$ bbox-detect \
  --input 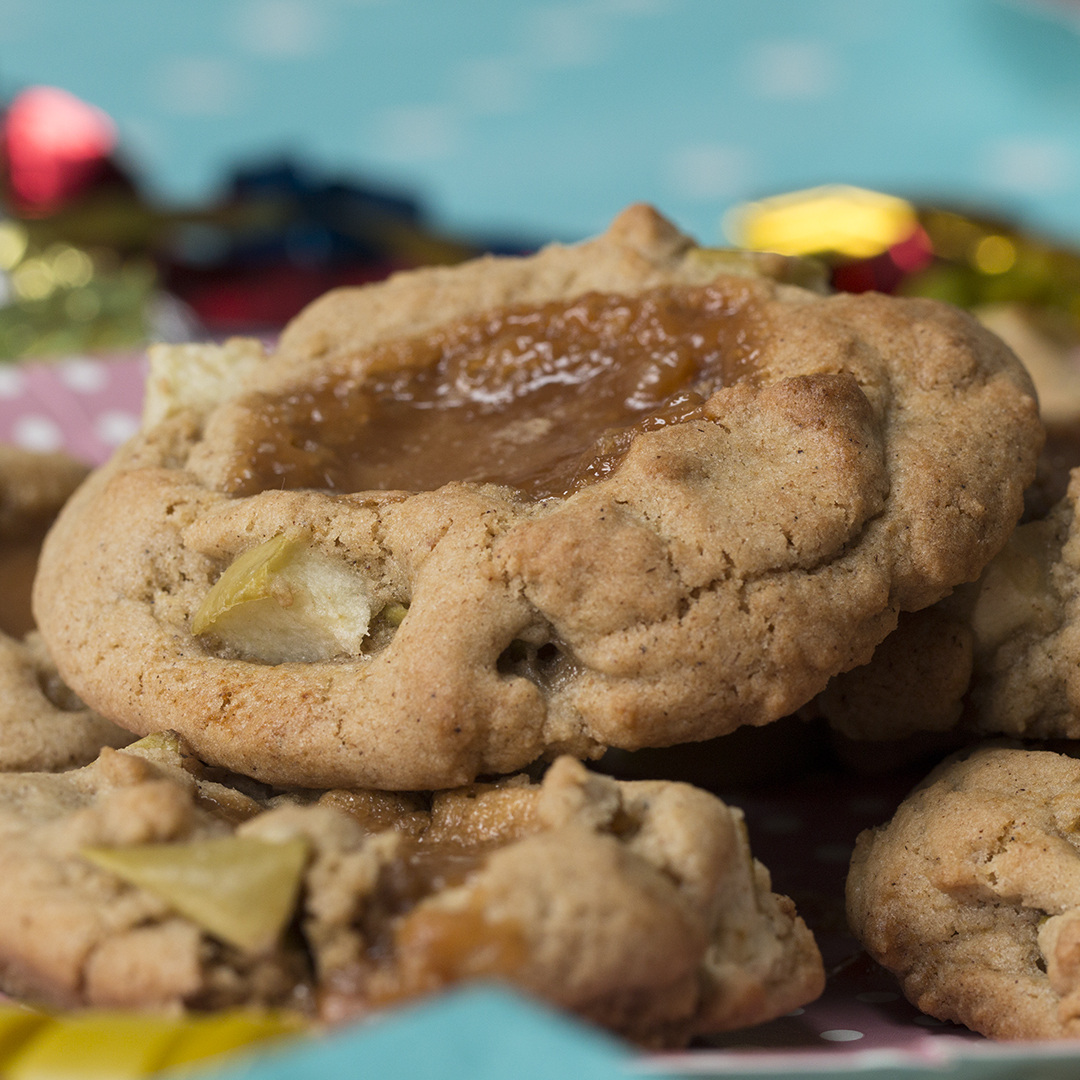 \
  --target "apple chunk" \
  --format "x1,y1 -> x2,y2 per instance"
192,533 -> 372,664
82,835 -> 310,954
